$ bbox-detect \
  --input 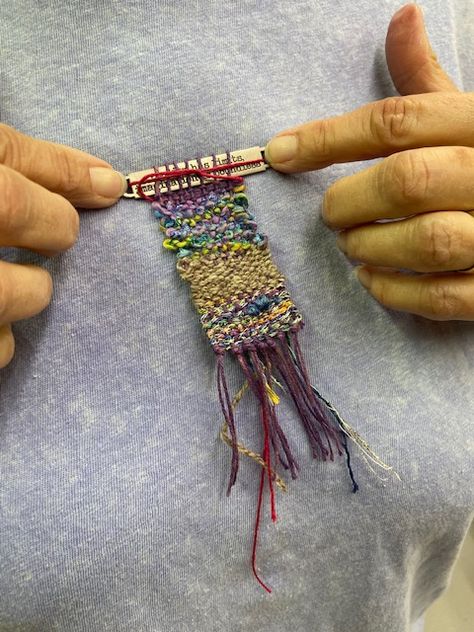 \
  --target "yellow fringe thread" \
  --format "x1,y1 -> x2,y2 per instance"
219,381 -> 287,493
